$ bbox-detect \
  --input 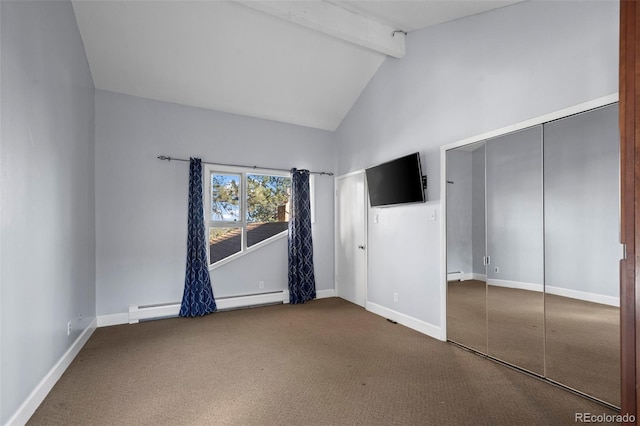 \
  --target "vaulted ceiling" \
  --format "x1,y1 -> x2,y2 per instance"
72,1 -> 521,131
